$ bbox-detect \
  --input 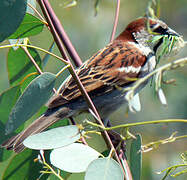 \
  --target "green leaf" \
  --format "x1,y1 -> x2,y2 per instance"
5,72 -> 56,134
130,134 -> 142,180
0,0 -> 27,42
0,85 -> 21,125
0,85 -> 21,144
85,158 -> 124,180
8,13 -> 44,39
50,143 -> 100,173
7,46 -> 42,87
42,42 -> 55,67
151,35 -> 163,43
2,149 -> 44,180
47,171 -> 70,180
94,0 -> 100,16
23,125 -> 81,150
